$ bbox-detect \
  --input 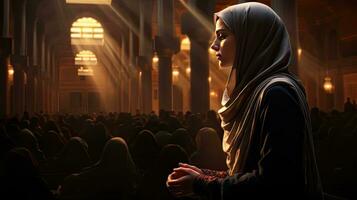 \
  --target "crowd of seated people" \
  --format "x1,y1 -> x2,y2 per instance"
0,107 -> 355,200
0,110 -> 226,200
